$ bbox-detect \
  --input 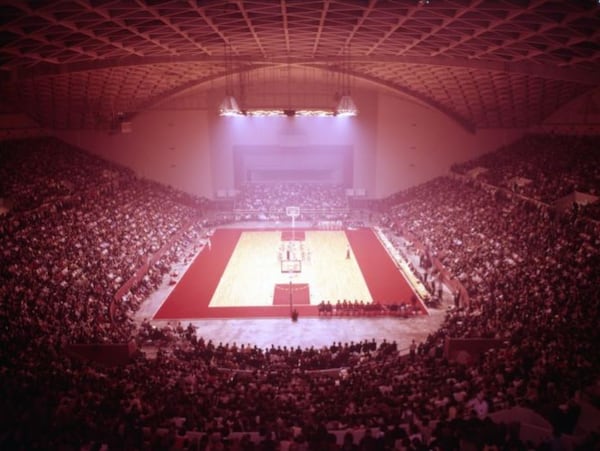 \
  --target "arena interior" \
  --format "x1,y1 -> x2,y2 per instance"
1,1 -> 600,449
